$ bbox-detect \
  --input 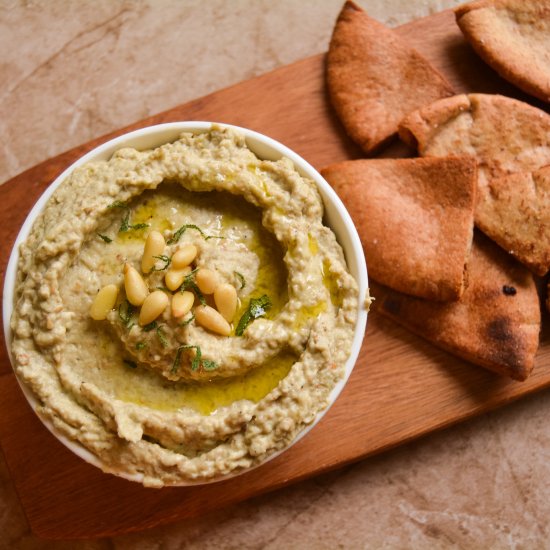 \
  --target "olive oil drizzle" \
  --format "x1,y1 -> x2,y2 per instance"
118,351 -> 297,415
100,184 -> 295,415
